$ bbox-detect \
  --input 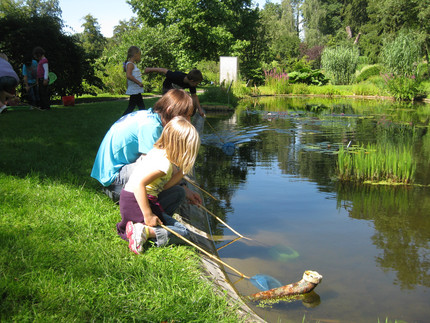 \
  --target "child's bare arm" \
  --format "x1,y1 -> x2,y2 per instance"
134,170 -> 165,226
144,67 -> 168,75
